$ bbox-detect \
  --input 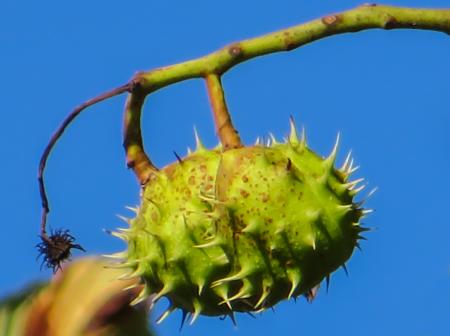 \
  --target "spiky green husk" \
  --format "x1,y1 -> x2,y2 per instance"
112,122 -> 368,323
